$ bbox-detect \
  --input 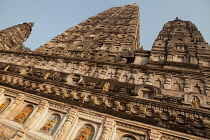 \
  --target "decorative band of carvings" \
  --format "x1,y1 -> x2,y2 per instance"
0,51 -> 208,78
0,72 -> 210,138
0,61 -> 190,105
